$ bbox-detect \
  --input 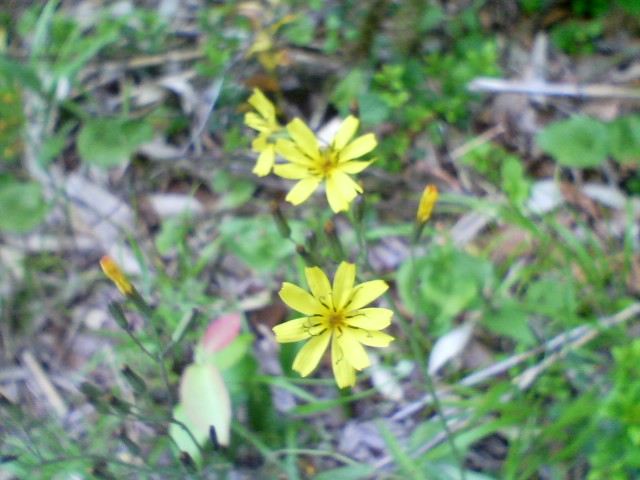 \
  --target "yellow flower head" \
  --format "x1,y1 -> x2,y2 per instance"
273,262 -> 394,388
417,184 -> 438,223
244,88 -> 281,176
100,256 -> 134,296
273,116 -> 377,213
